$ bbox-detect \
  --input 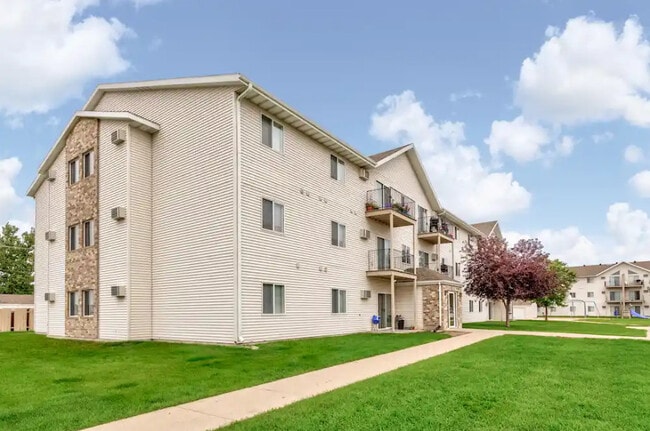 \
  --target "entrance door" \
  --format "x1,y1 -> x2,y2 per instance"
378,293 -> 392,329
377,237 -> 391,270
448,292 -> 457,328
